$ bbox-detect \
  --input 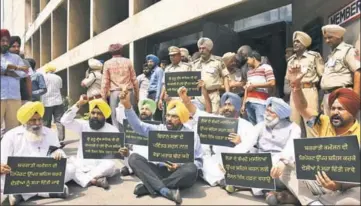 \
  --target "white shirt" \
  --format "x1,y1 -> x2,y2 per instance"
81,70 -> 102,98
41,73 -> 63,107
136,74 -> 150,101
